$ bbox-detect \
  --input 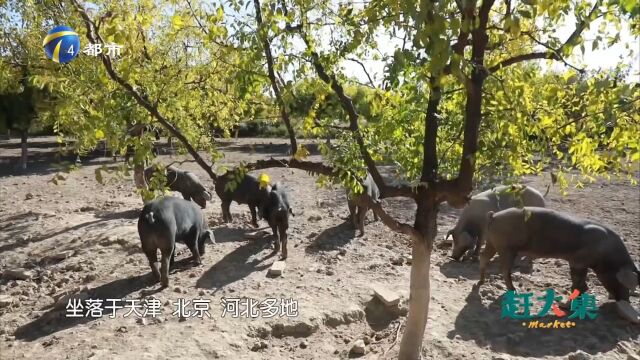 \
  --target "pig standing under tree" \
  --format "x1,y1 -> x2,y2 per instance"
144,164 -> 212,208
478,206 -> 640,323
346,172 -> 380,237
215,172 -> 271,227
447,184 -> 546,261
138,196 -> 214,288
260,183 -> 294,259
